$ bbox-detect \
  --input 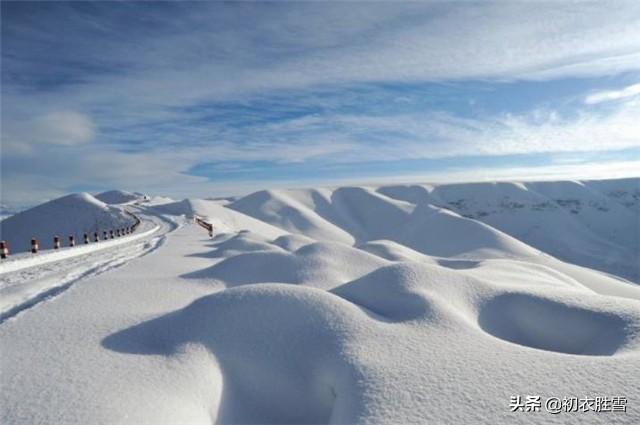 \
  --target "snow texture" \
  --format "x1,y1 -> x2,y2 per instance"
1,178 -> 640,424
